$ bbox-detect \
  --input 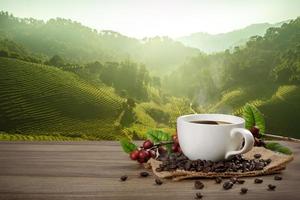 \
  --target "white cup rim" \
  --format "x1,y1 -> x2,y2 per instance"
177,113 -> 245,127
